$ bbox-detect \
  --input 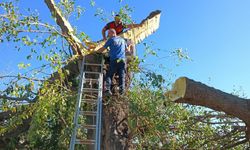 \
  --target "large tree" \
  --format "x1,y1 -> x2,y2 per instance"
0,0 -> 161,149
0,0 -> 249,149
